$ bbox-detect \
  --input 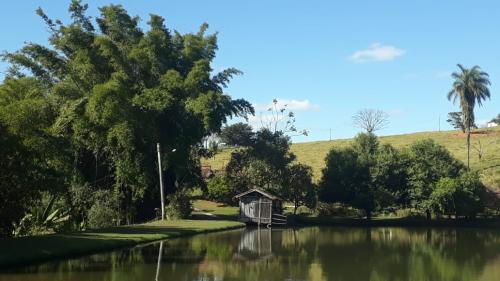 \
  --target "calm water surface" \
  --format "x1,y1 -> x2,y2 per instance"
1,227 -> 500,281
